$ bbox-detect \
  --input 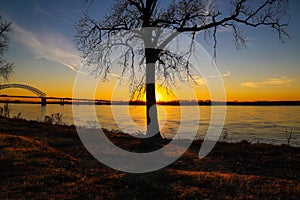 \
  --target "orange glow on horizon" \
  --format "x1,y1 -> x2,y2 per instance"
132,85 -> 178,102
1,80 -> 299,102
